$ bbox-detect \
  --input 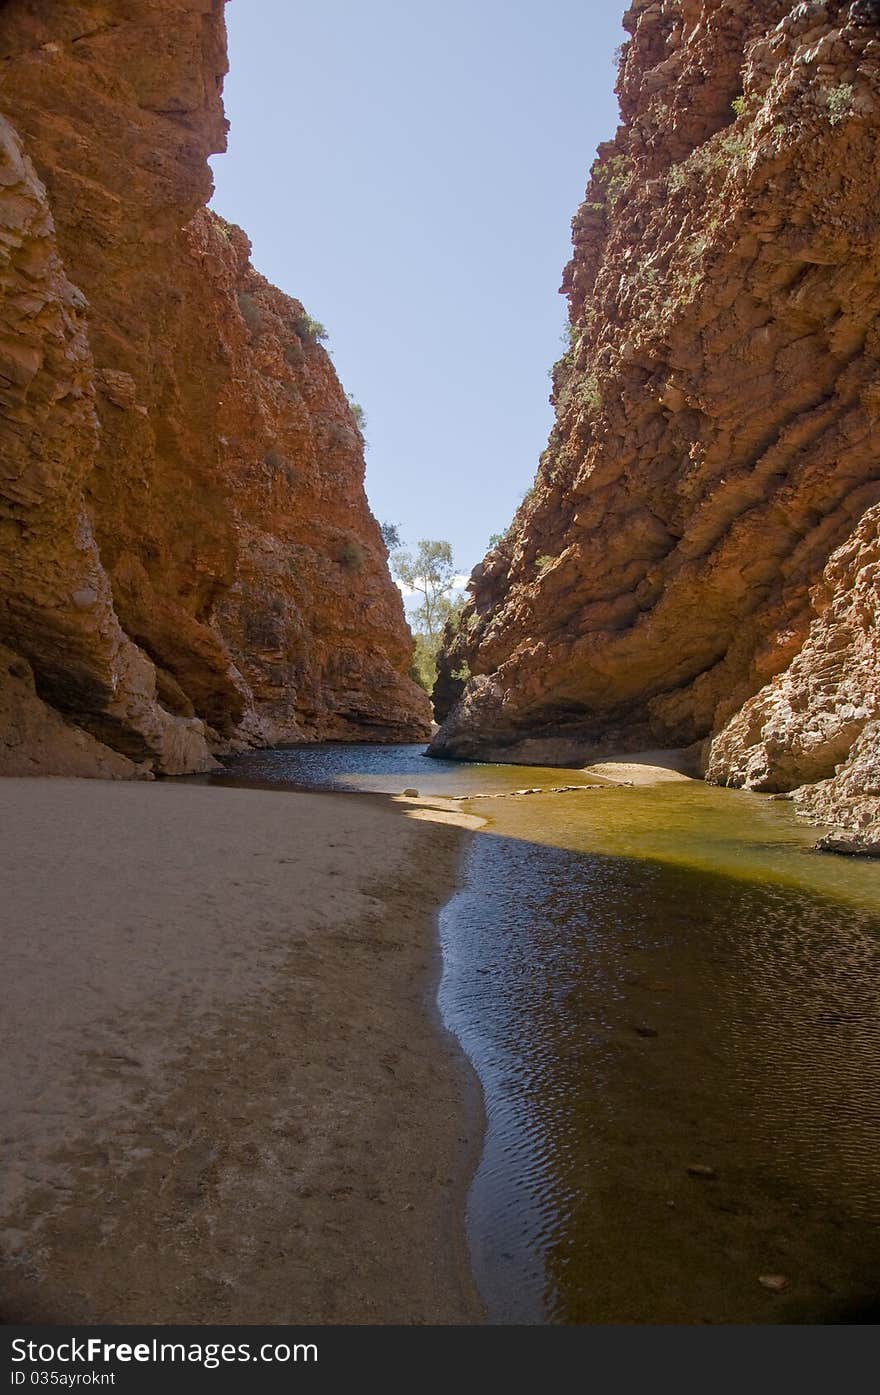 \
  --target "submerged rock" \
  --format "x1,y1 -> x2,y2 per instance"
686,1164 -> 718,1181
